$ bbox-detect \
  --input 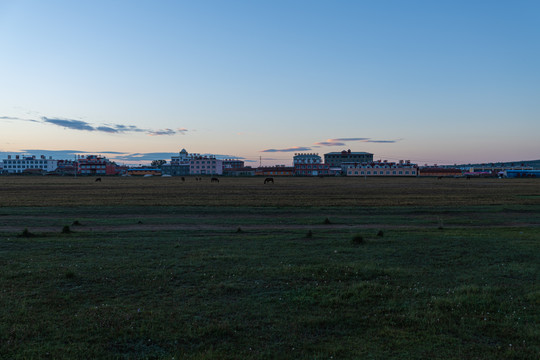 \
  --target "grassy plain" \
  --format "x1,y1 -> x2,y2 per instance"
0,176 -> 539,359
